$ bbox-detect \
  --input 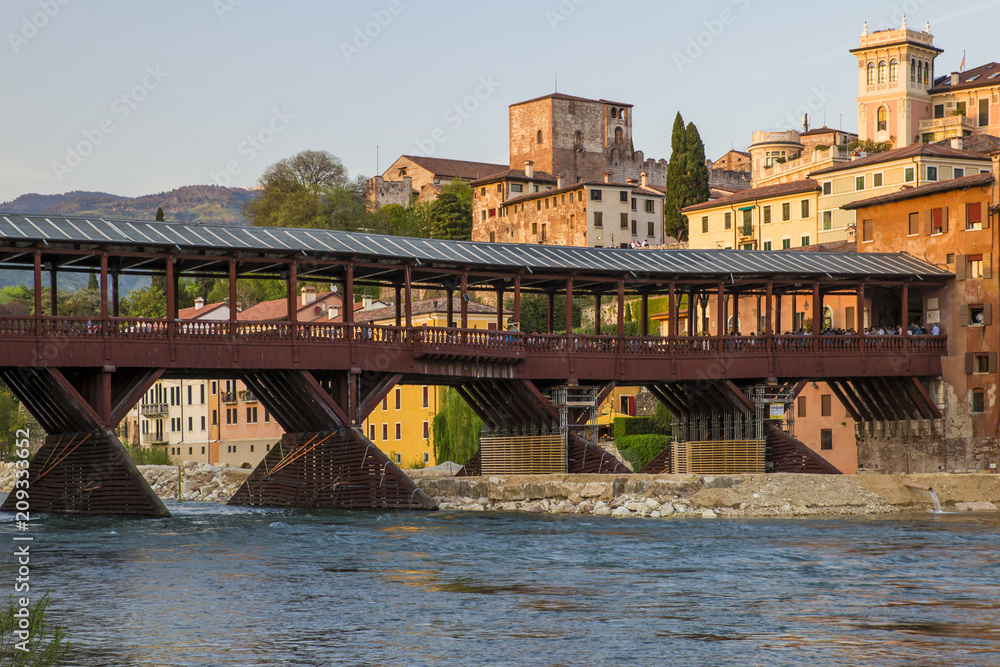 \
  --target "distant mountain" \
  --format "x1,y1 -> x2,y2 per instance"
0,185 -> 258,225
